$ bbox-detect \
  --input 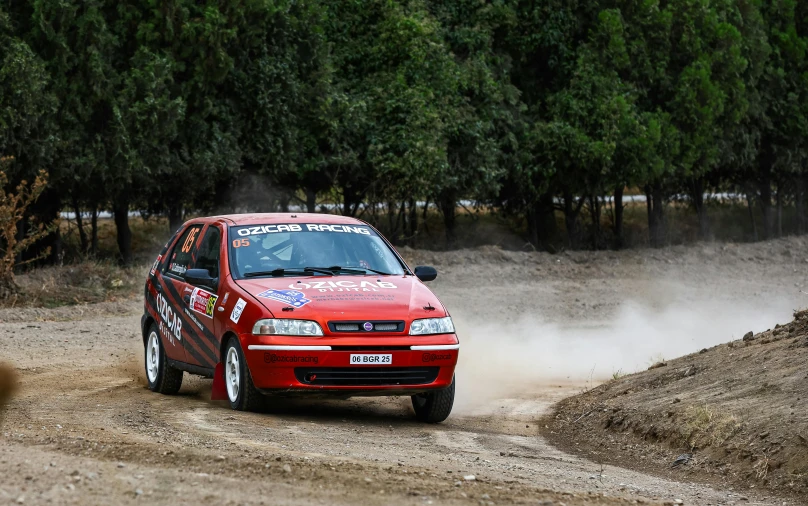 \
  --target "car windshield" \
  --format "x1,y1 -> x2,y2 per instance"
228,223 -> 406,278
